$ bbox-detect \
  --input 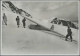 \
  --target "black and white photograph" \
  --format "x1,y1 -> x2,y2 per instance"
1,0 -> 79,55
